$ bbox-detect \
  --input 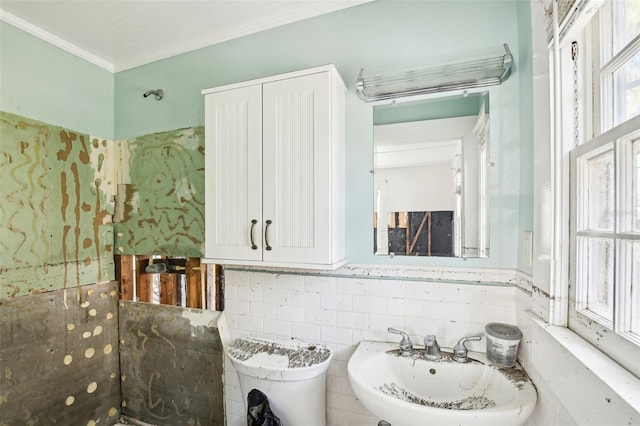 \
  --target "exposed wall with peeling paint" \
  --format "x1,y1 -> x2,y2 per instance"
114,127 -> 205,257
1,21 -> 218,426
1,111 -> 116,299
0,110 -> 217,424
